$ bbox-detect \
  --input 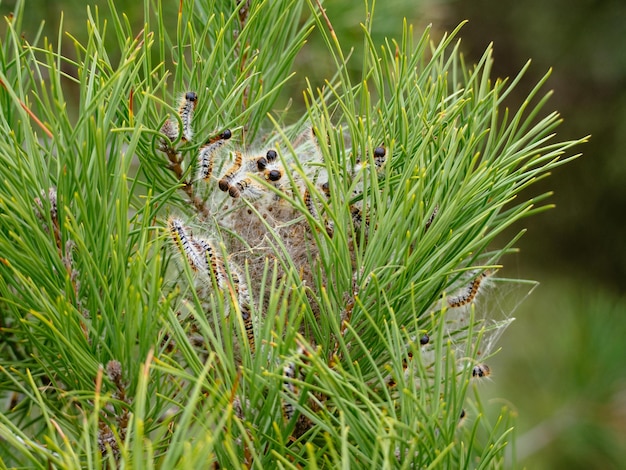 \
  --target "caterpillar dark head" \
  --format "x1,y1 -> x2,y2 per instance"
472,364 -> 491,378
218,180 -> 230,192
267,169 -> 282,182
256,157 -> 268,171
